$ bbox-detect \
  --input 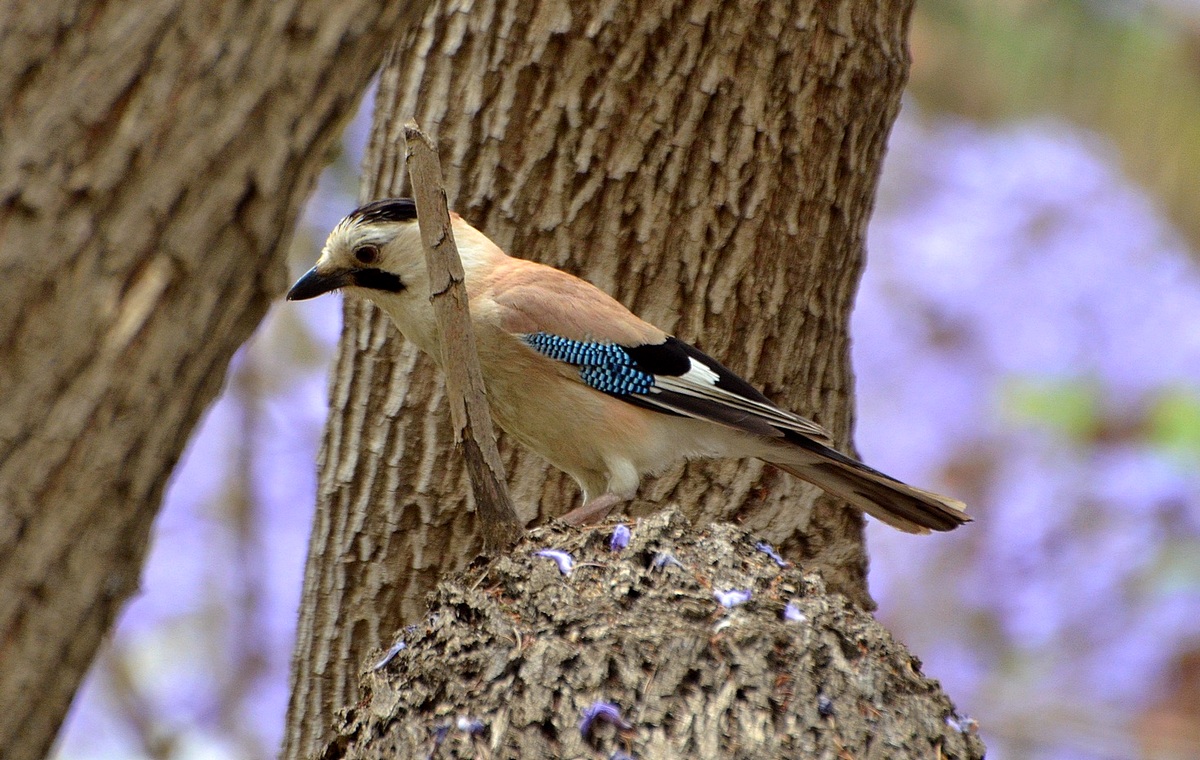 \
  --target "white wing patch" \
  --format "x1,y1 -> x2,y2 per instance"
681,357 -> 720,386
